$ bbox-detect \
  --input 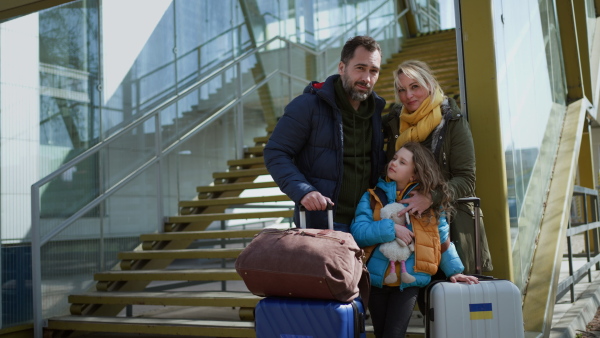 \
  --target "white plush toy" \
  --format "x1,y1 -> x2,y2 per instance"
379,203 -> 416,284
